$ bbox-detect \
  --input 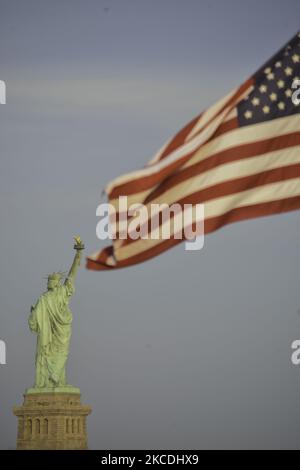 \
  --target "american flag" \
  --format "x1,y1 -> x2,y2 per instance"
87,32 -> 300,270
